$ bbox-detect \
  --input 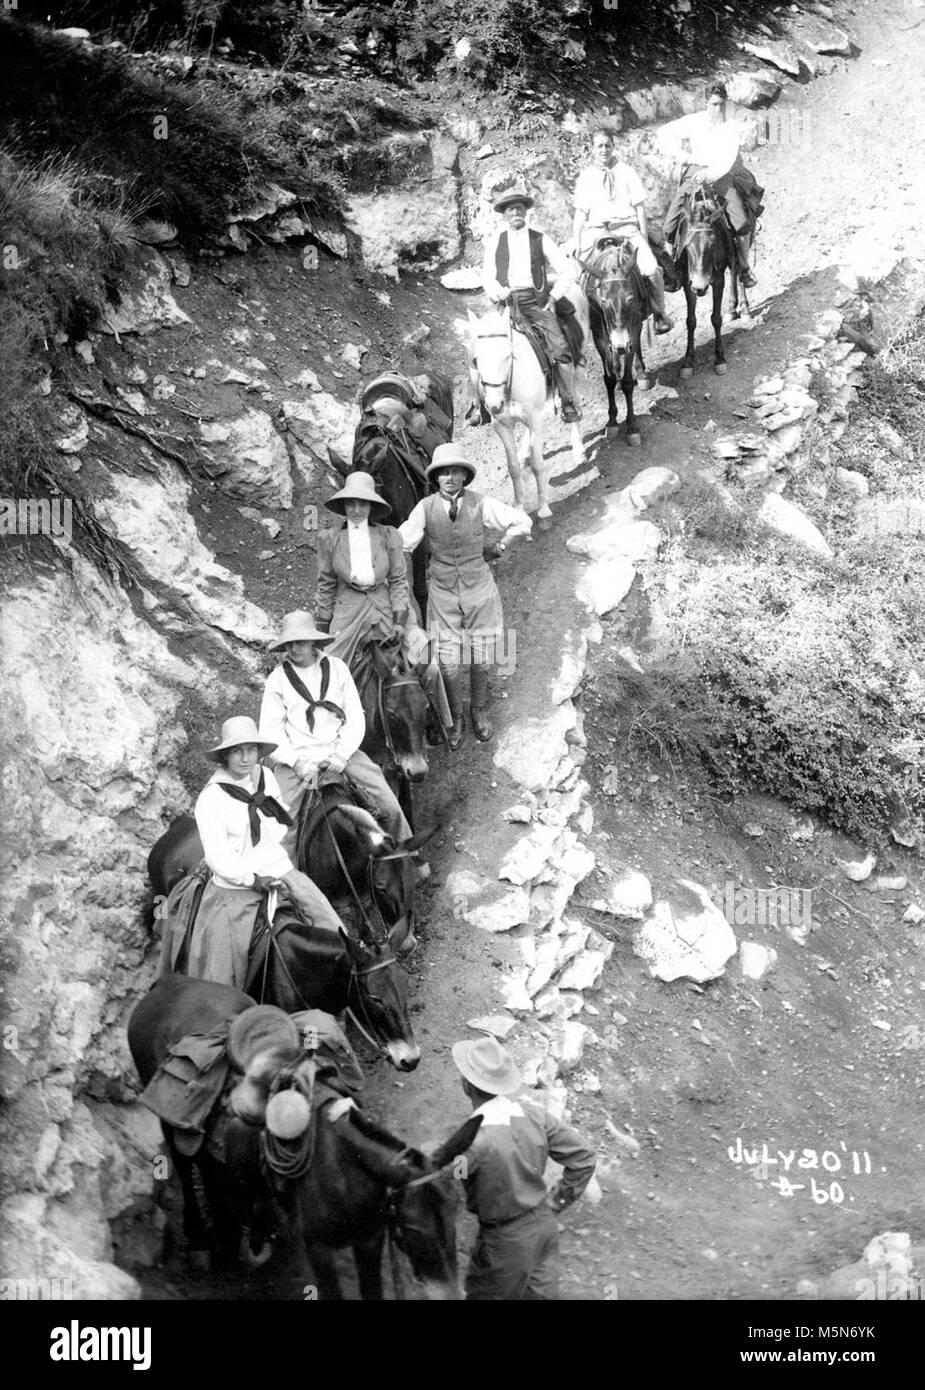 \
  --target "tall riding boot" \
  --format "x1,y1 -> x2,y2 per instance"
647,269 -> 674,334
735,233 -> 757,288
442,667 -> 465,751
469,664 -> 493,743
554,362 -> 581,424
